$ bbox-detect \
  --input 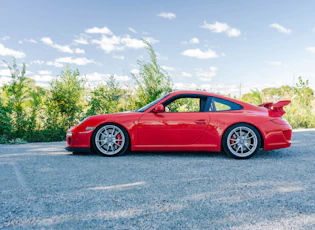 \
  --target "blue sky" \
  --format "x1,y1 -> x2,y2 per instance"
1,0 -> 315,95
